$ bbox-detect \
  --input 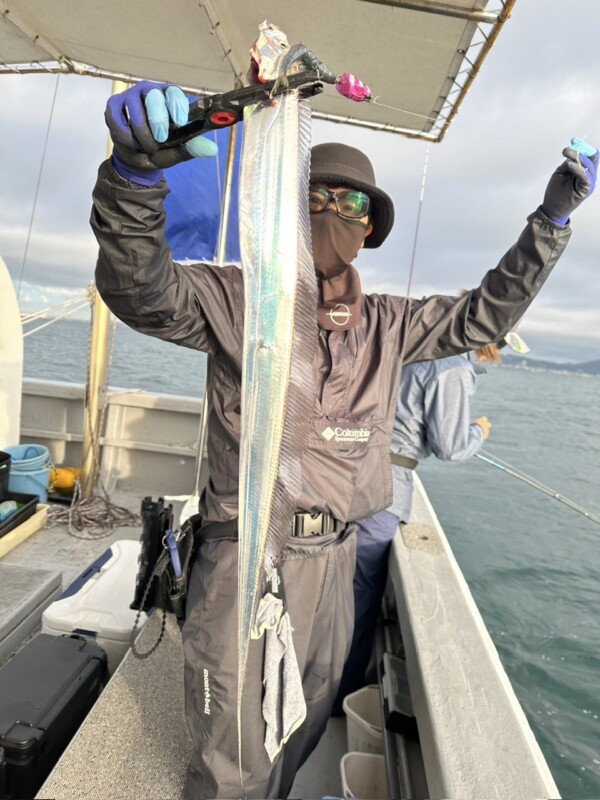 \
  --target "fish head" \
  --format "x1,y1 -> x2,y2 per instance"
249,21 -> 290,83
